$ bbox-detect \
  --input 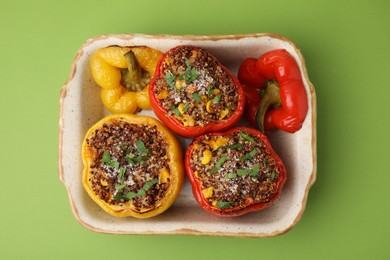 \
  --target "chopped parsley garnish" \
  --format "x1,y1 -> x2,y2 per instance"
183,59 -> 200,83
210,156 -> 230,174
115,178 -> 159,202
192,92 -> 201,103
239,148 -> 258,161
101,151 -> 119,169
170,104 -> 182,116
213,94 -> 221,104
219,143 -> 242,150
118,167 -> 126,180
215,201 -> 234,209
165,71 -> 176,88
135,140 -> 151,155
270,172 -> 276,179
225,173 -> 237,179
115,184 -> 126,191
237,164 -> 260,177
240,131 -> 255,144
101,151 -> 111,163
125,153 -> 147,164
182,103 -> 190,112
